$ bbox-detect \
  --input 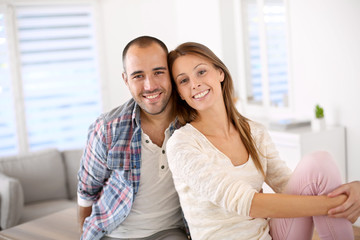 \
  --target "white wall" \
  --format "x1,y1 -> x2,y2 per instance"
98,0 -> 177,111
288,0 -> 360,182
99,0 -> 222,112
98,0 -> 360,183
